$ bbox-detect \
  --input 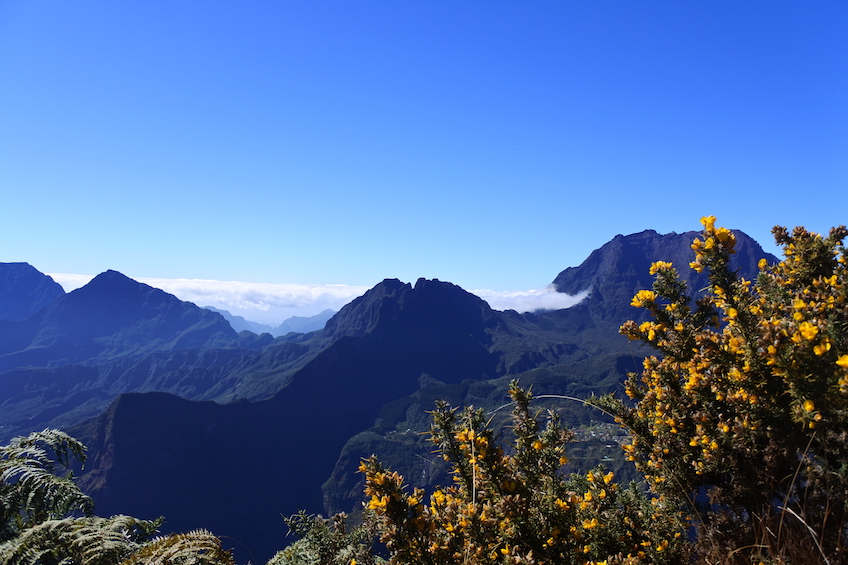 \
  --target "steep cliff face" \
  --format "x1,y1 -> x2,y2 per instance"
0,262 -> 65,322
